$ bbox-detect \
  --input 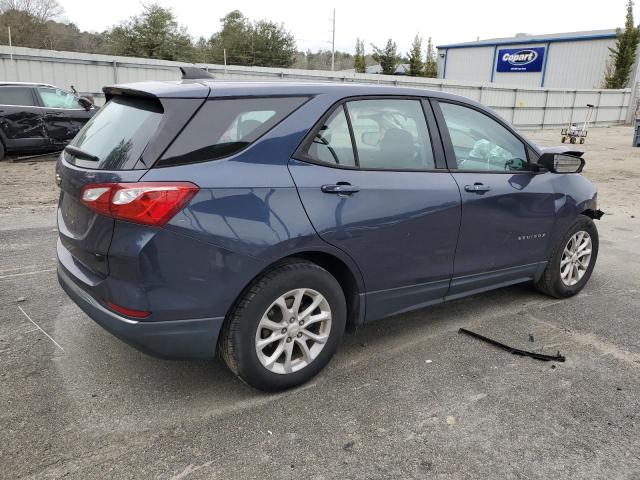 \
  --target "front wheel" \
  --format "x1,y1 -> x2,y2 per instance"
535,215 -> 599,298
220,260 -> 346,391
